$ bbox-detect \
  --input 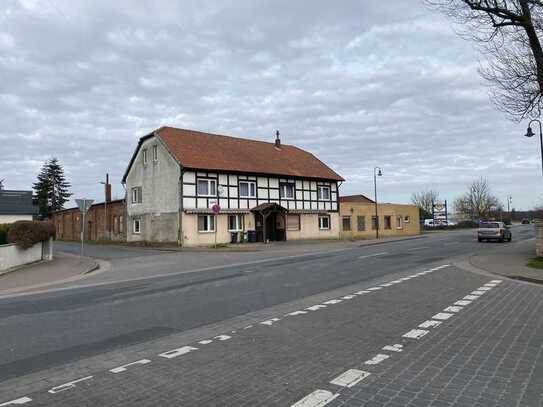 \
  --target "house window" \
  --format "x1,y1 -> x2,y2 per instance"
113,216 -> 117,233
142,149 -> 148,165
318,186 -> 330,200
197,179 -> 217,196
357,216 -> 366,231
133,219 -> 141,234
404,215 -> 411,223
198,215 -> 215,232
372,216 -> 378,230
342,216 -> 351,231
319,215 -> 330,230
228,214 -> 243,231
287,214 -> 300,231
239,181 -> 256,198
396,216 -> 403,229
119,216 -> 123,233
131,187 -> 142,204
384,216 -> 392,230
279,182 -> 295,199
153,145 -> 158,162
